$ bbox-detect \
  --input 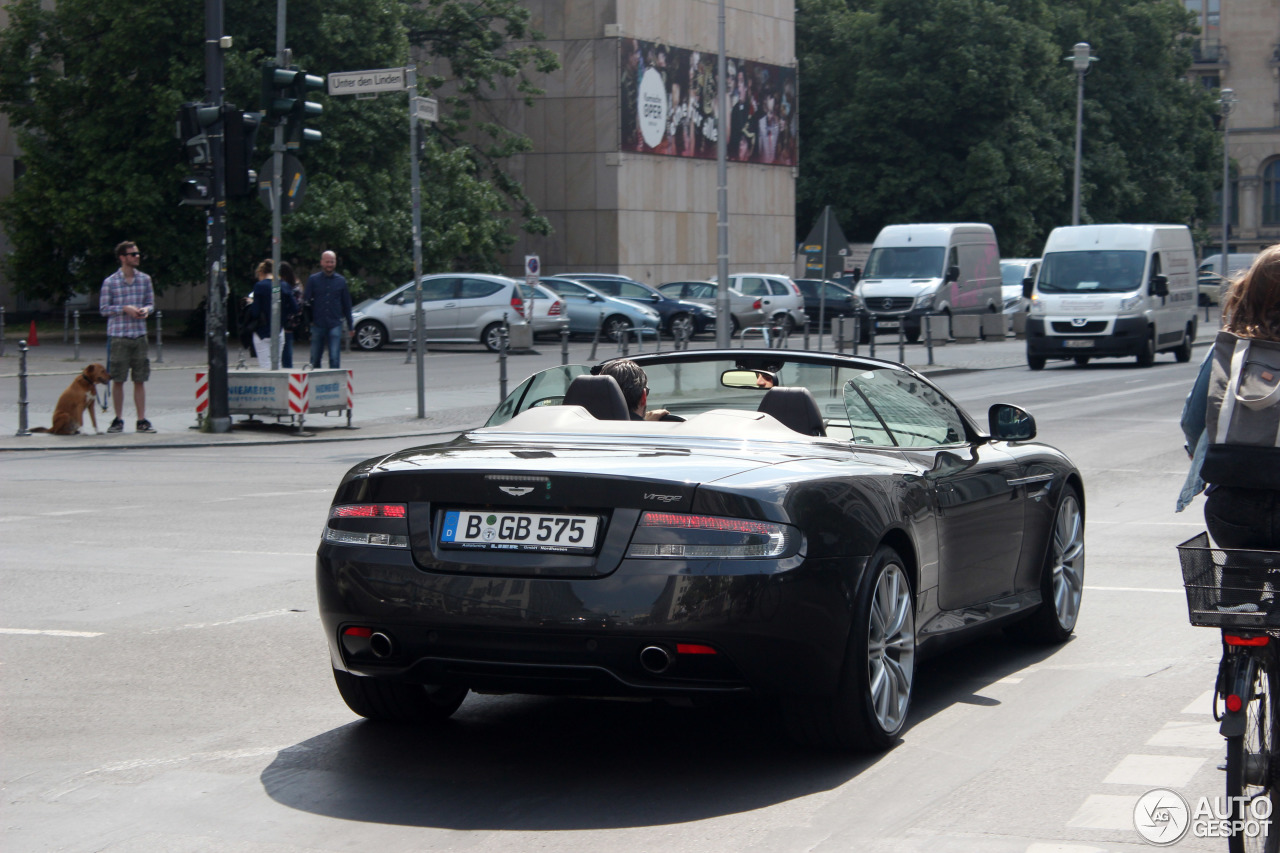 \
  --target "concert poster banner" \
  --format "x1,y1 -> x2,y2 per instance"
619,38 -> 797,166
